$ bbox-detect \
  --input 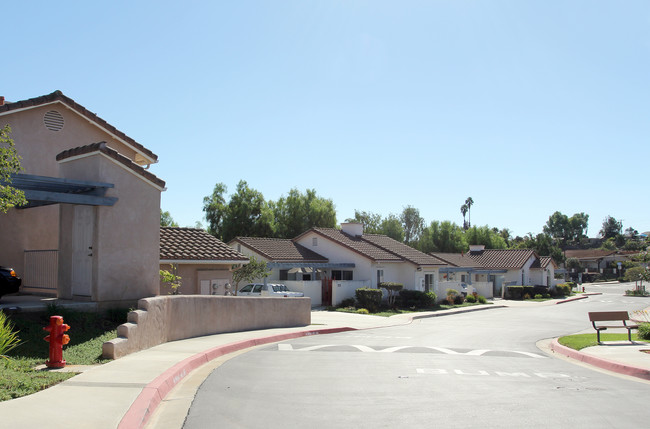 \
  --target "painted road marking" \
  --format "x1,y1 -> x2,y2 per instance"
275,344 -> 546,358
416,368 -> 577,378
